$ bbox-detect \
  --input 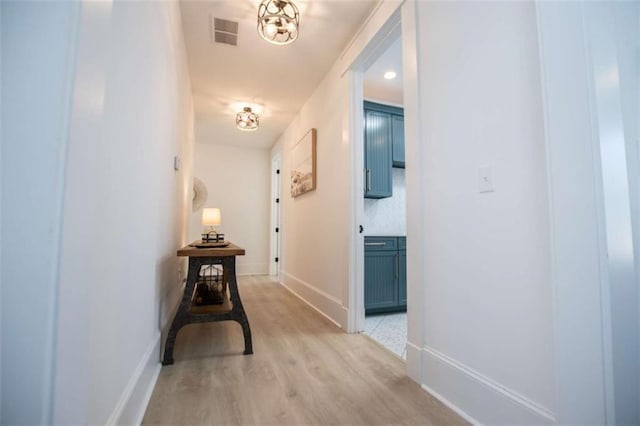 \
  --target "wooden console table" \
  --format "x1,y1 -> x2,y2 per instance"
162,242 -> 253,365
